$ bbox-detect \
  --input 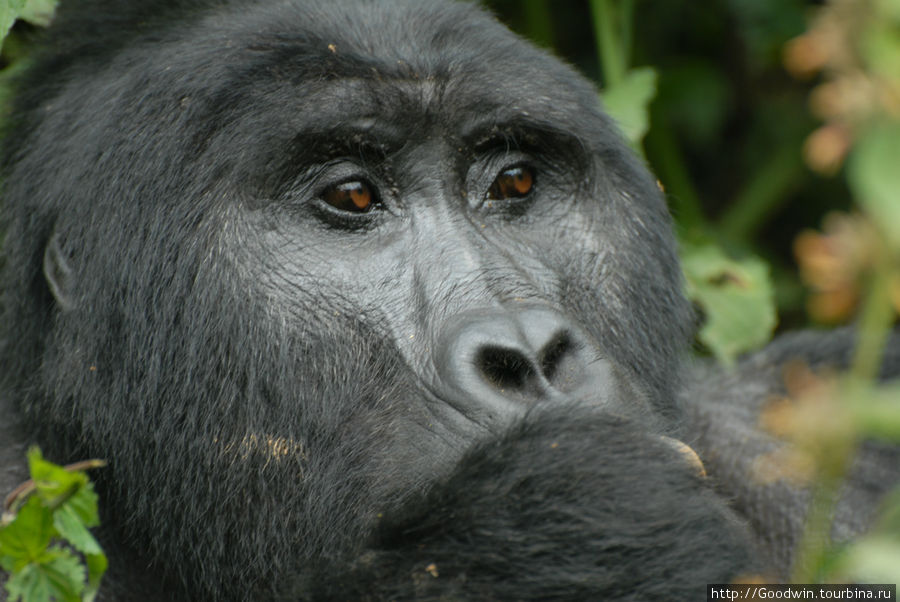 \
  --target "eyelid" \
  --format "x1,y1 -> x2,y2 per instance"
303,159 -> 377,201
